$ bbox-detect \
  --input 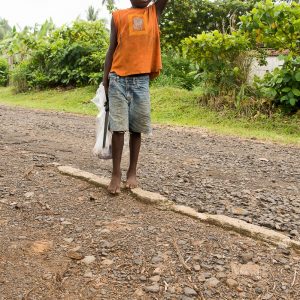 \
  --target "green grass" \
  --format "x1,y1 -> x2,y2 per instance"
0,86 -> 299,146
0,86 -> 97,115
